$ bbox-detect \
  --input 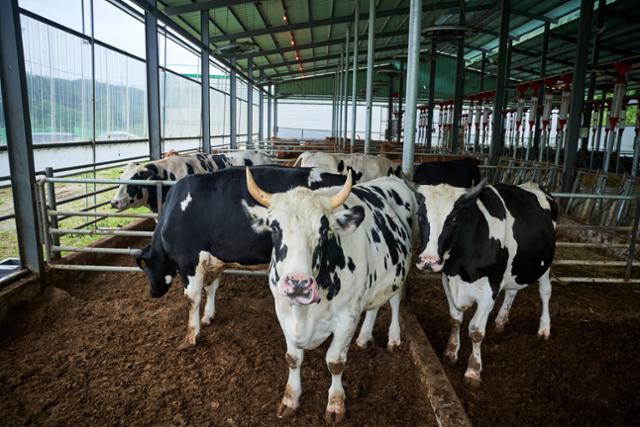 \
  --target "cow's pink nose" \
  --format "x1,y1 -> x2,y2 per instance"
279,272 -> 319,305
416,256 -> 443,272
